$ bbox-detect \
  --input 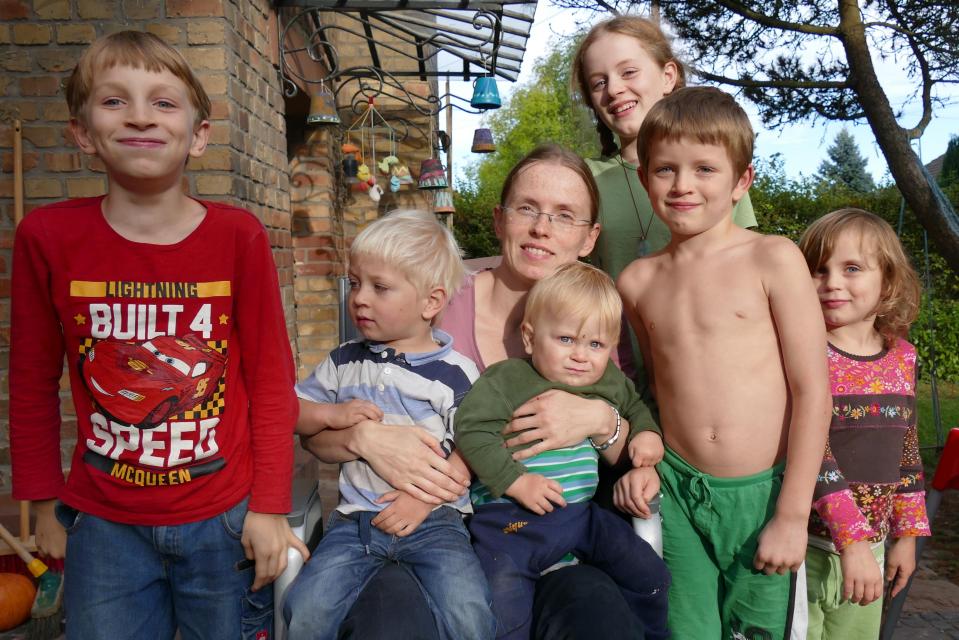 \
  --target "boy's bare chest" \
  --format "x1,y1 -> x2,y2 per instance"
637,262 -> 770,339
